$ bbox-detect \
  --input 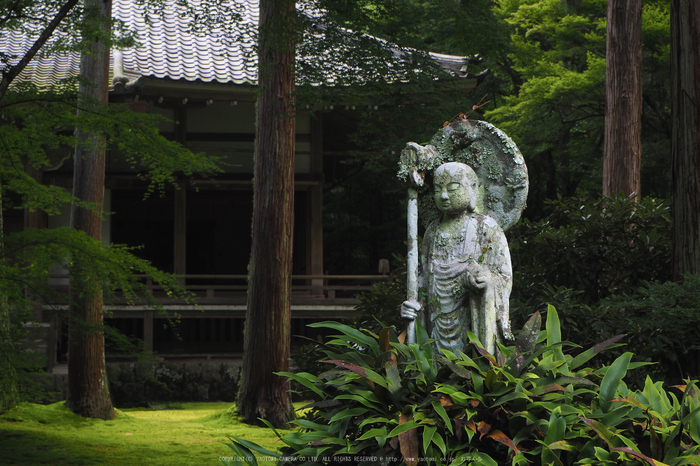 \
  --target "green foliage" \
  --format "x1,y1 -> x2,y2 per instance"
507,194 -> 685,382
603,276 -> 700,384
225,307 -> 700,465
482,0 -> 671,213
107,361 -> 240,407
509,194 -> 672,308
316,0 -> 670,273
1,80 -> 221,198
464,0 -> 611,211
2,227 -> 194,307
11,318 -> 56,404
315,0 -> 505,57
0,226 -> 200,409
0,0 -> 225,414
349,253 -> 408,334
